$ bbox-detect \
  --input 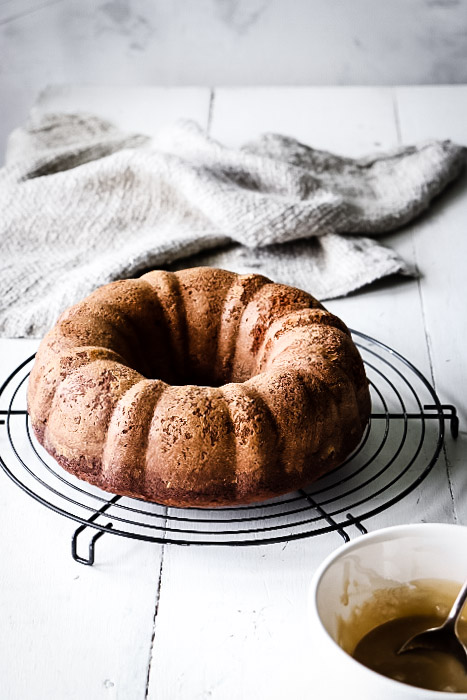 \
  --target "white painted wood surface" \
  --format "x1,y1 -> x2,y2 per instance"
0,86 -> 465,700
